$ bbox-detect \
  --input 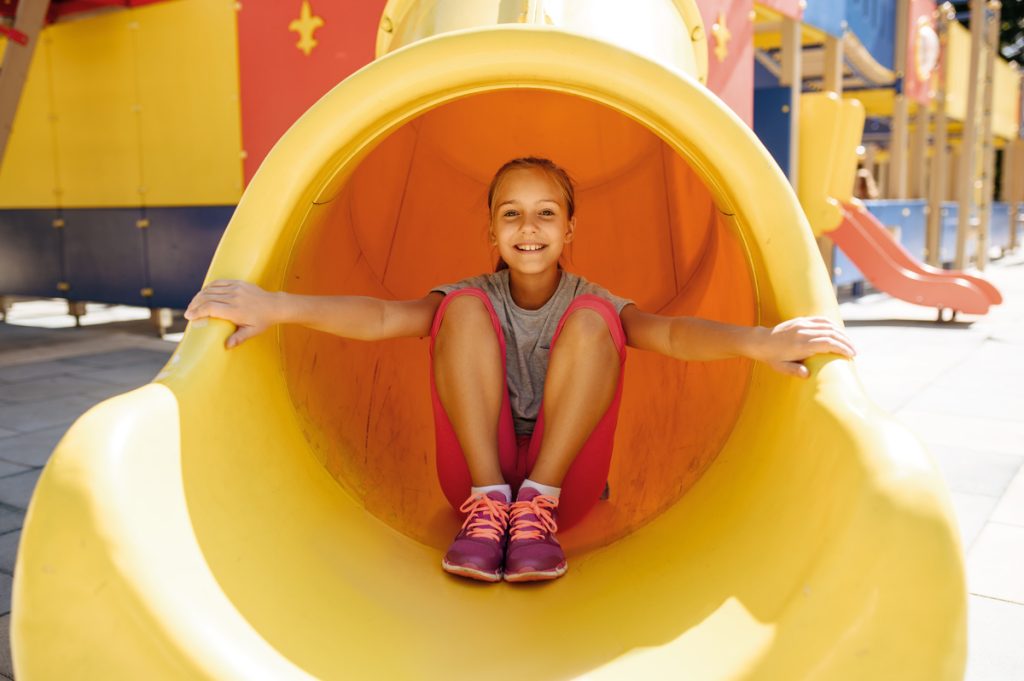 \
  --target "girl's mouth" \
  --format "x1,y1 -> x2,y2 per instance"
514,243 -> 546,252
